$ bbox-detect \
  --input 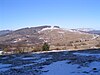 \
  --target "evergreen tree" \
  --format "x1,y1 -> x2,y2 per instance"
42,42 -> 49,51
